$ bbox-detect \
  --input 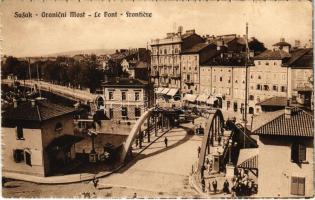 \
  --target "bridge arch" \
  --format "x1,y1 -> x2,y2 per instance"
197,109 -> 225,173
